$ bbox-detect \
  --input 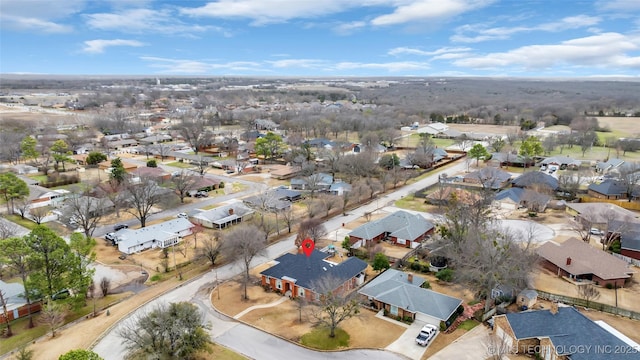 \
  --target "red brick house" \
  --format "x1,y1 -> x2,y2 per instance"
260,250 -> 367,302
348,210 -> 434,249
537,238 -> 633,288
